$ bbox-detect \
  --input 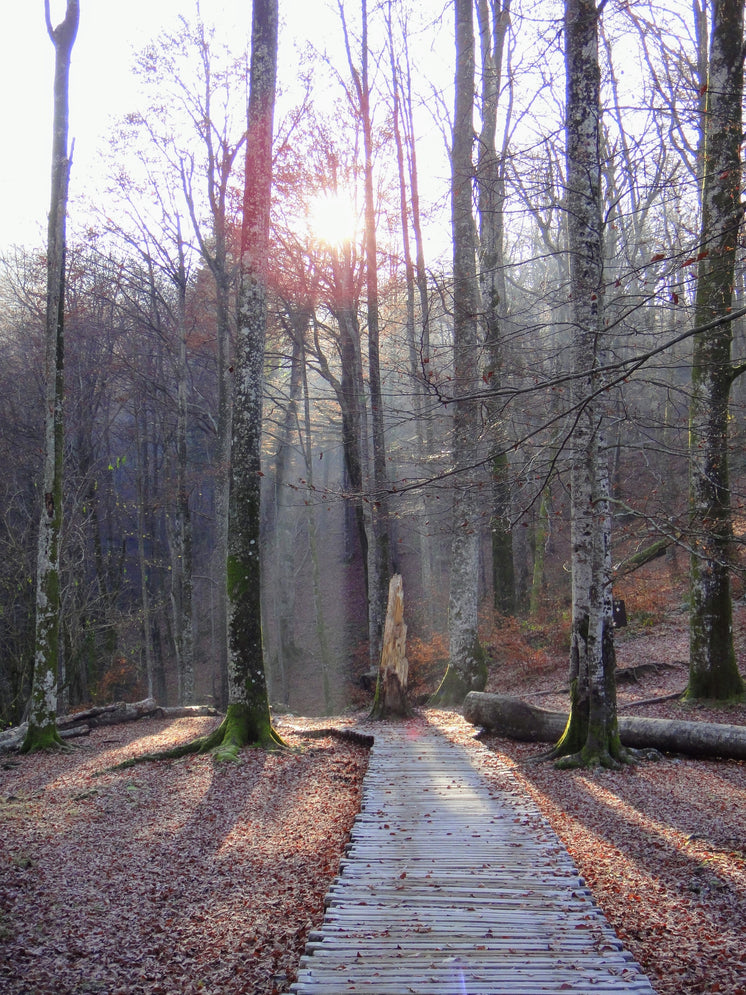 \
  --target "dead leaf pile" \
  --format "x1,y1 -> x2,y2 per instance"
428,618 -> 746,995
0,717 -> 367,995
2,610 -> 746,995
